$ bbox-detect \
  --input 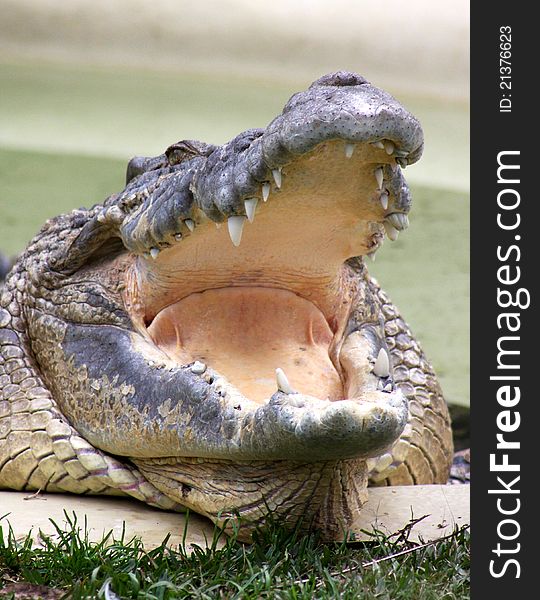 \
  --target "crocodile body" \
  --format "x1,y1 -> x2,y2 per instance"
0,72 -> 453,540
